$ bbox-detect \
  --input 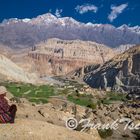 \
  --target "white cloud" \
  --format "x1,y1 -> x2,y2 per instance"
75,4 -> 98,14
108,3 -> 128,22
55,9 -> 63,18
